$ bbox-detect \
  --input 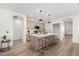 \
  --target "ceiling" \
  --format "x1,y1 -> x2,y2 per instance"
0,3 -> 79,19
